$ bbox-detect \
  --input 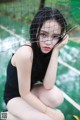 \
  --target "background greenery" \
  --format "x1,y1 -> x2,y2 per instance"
0,0 -> 80,25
